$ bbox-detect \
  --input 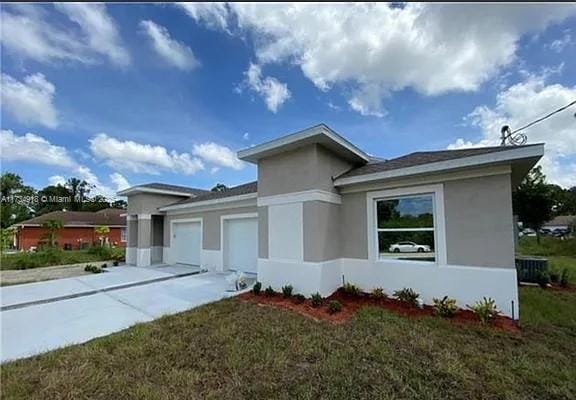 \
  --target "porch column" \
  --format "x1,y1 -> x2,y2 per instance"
136,214 -> 152,267
126,215 -> 138,265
